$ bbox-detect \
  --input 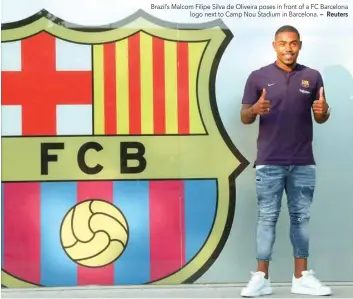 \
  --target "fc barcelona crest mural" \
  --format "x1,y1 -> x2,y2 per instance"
1,10 -> 248,287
